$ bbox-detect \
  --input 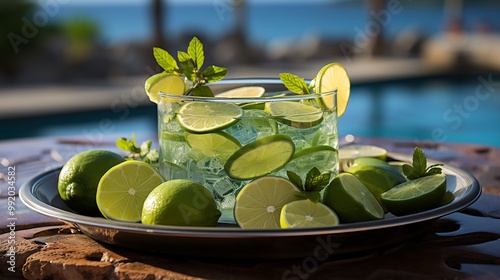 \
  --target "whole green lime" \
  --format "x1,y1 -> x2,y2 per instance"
58,150 -> 125,216
142,179 -> 221,227
347,158 -> 407,211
